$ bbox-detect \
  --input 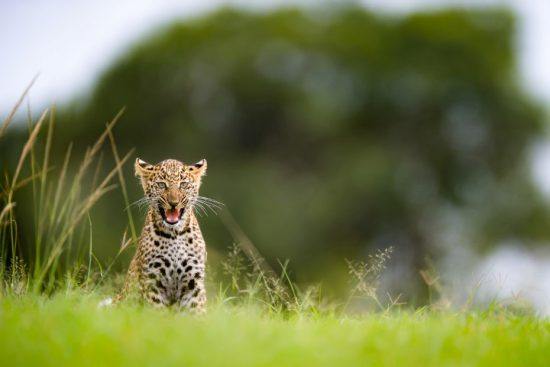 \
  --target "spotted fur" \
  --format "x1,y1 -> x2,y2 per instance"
114,158 -> 208,313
